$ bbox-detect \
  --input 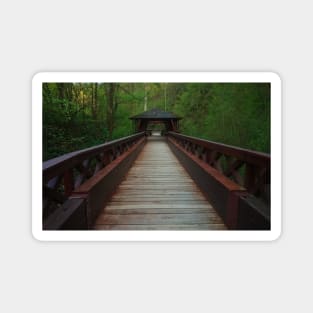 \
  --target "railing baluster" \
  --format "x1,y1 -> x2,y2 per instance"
64,168 -> 74,197
244,164 -> 256,193
103,151 -> 110,166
